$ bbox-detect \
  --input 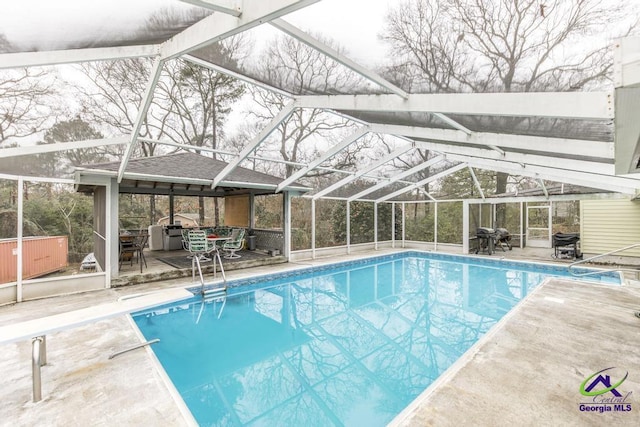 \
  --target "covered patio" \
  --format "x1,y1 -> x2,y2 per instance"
75,151 -> 309,281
